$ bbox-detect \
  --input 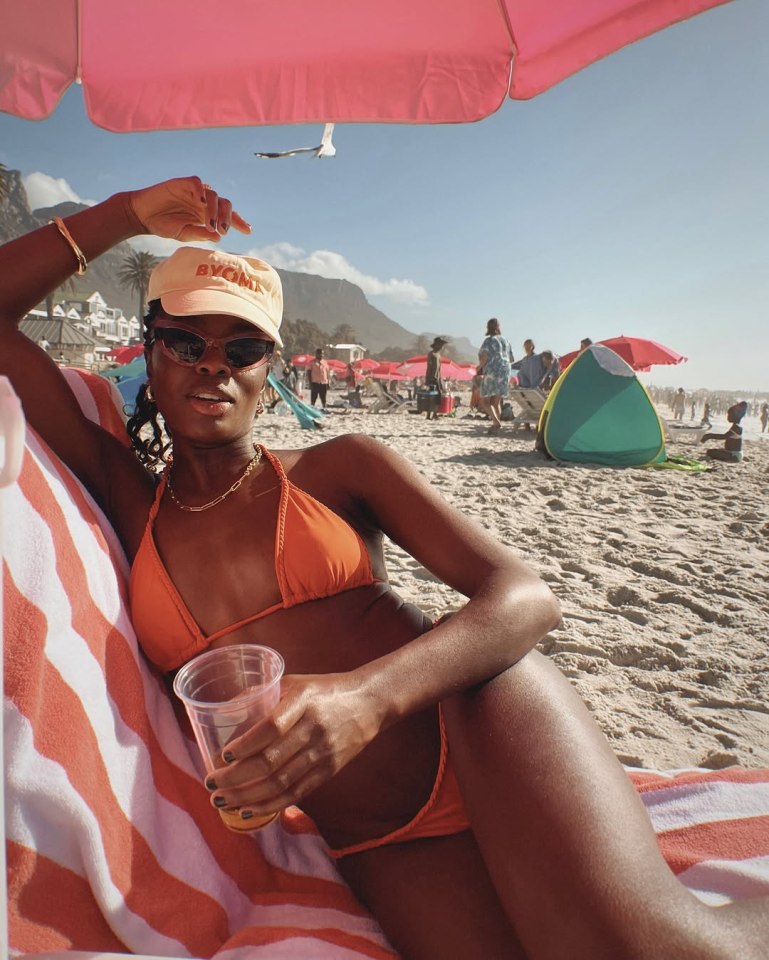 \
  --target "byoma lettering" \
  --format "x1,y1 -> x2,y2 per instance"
195,263 -> 262,292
